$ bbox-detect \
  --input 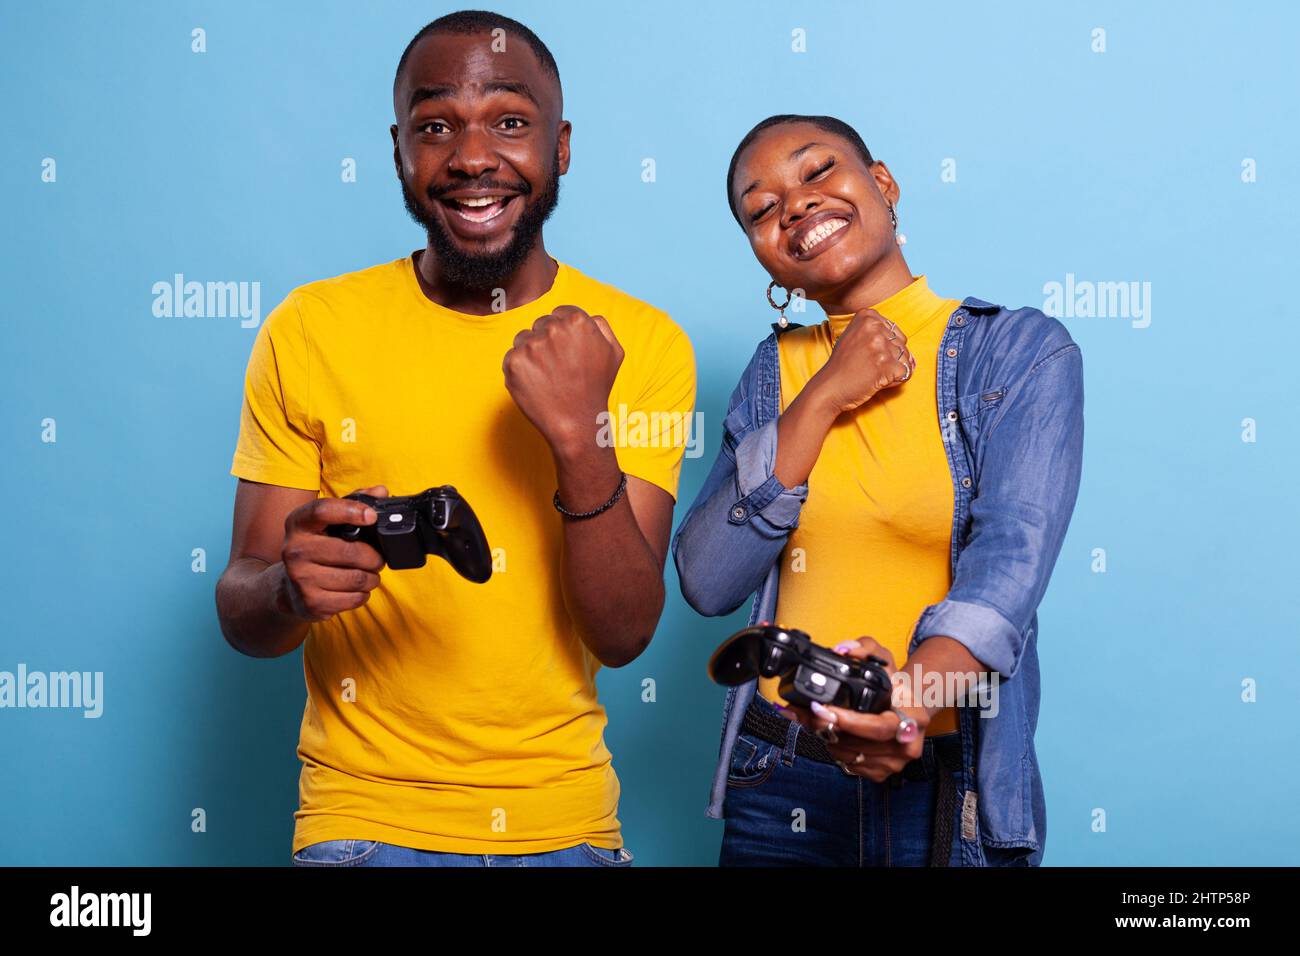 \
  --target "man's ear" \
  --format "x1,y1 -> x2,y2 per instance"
556,120 -> 572,177
870,160 -> 901,208
391,125 -> 403,178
